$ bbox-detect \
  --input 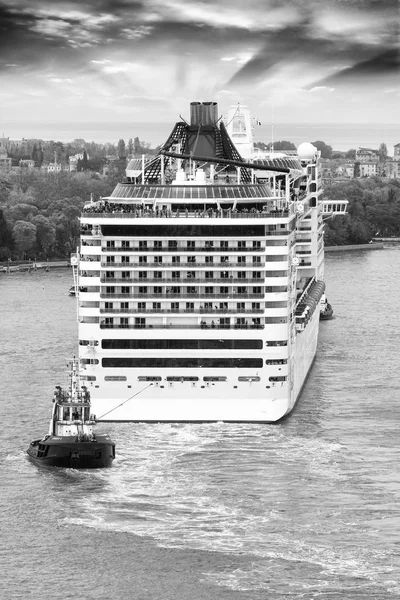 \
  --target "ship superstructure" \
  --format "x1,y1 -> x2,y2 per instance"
75,101 -> 329,422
